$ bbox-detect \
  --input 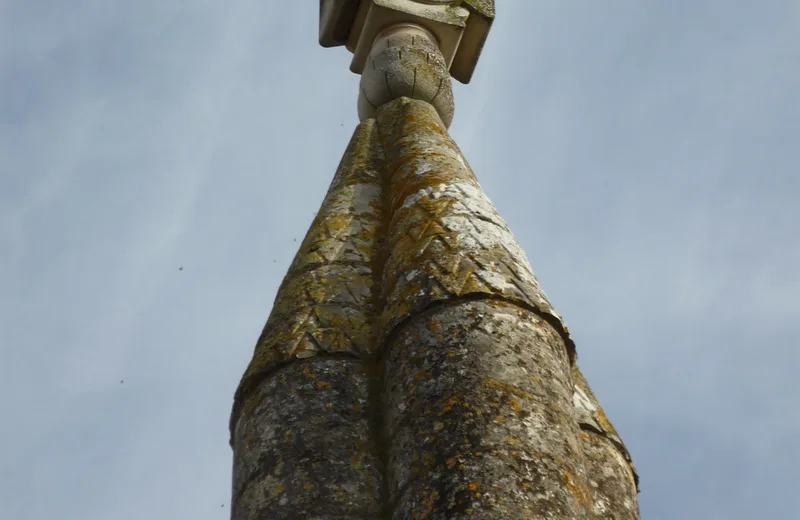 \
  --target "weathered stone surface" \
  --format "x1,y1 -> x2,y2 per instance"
383,300 -> 592,519
572,366 -> 639,519
231,96 -> 639,520
232,358 -> 383,520
230,120 -> 388,519
231,119 -> 386,437
375,98 -> 574,362
463,0 -> 496,18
